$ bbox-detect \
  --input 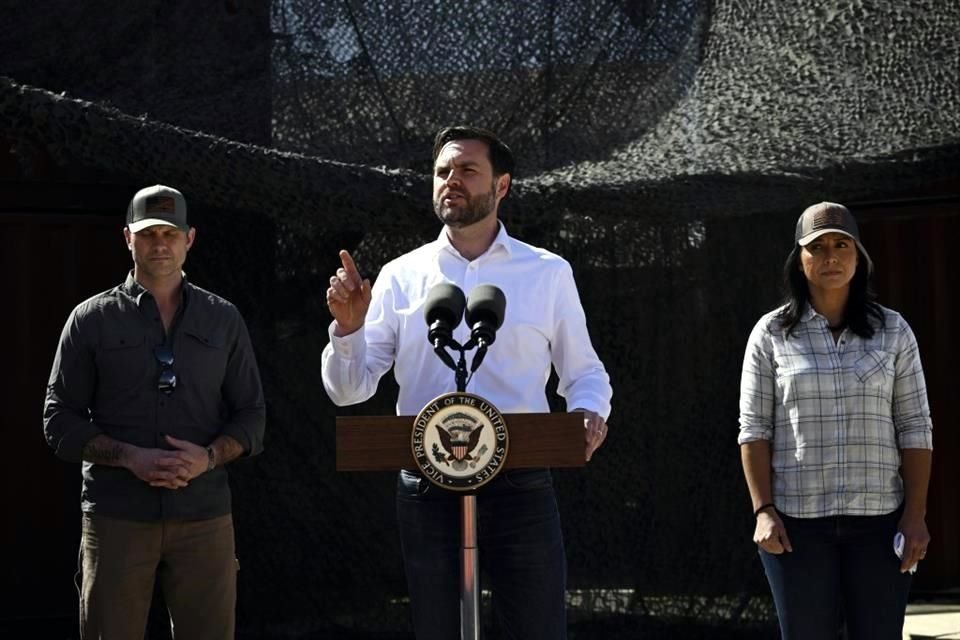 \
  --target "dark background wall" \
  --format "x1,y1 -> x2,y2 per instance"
0,1 -> 272,146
